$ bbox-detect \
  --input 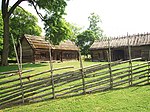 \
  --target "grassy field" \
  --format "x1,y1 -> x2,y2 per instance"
1,85 -> 150,112
0,60 -> 102,74
0,60 -> 150,112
